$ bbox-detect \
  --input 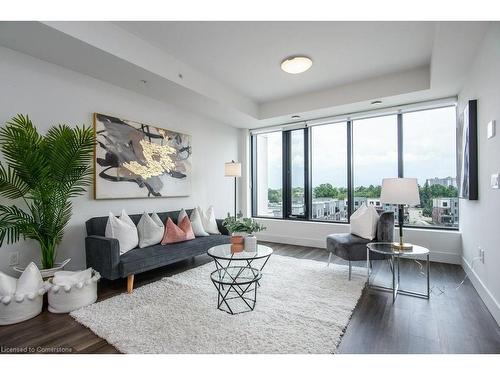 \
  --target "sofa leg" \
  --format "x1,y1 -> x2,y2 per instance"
127,274 -> 134,294
348,260 -> 352,281
327,252 -> 332,267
